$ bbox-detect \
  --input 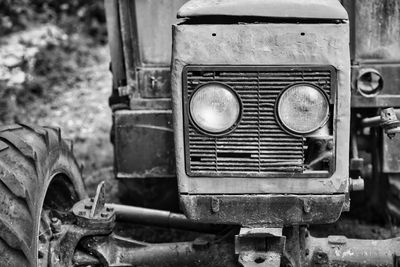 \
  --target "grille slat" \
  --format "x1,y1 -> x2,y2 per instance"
185,66 -> 333,176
